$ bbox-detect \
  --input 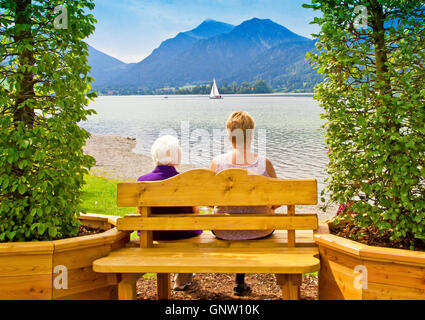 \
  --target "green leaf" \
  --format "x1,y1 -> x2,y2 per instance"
37,224 -> 47,235
48,227 -> 58,238
18,184 -> 26,195
6,231 -> 16,241
414,234 -> 425,240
